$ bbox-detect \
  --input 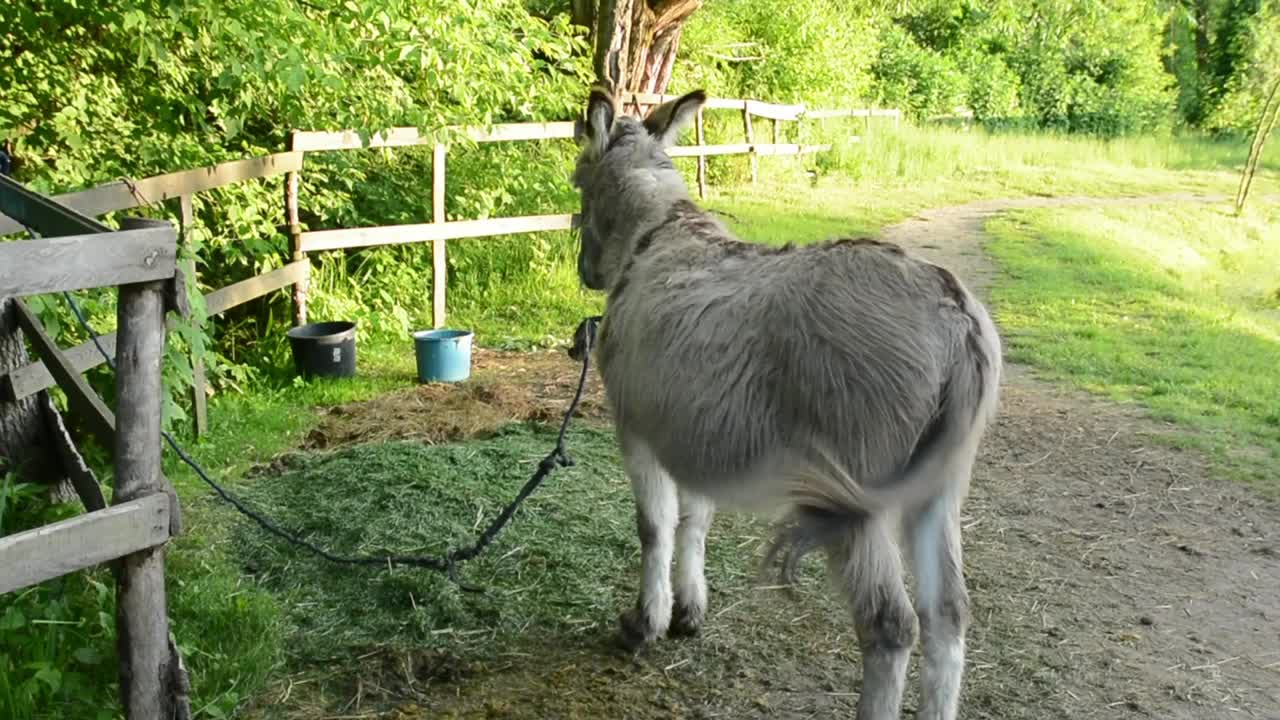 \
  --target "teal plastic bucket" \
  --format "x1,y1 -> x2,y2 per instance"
413,329 -> 473,383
